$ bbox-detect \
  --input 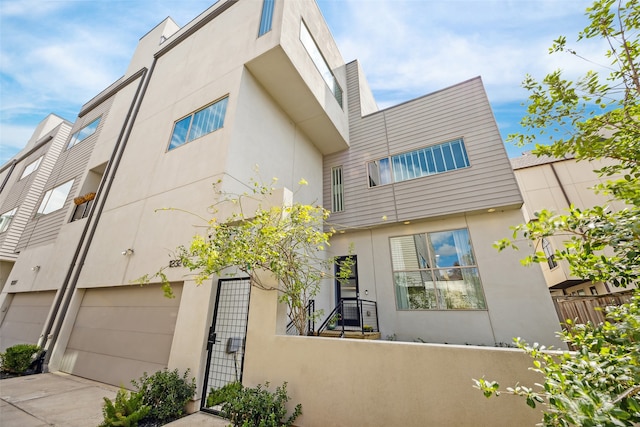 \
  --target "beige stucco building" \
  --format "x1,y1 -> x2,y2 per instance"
511,152 -> 633,296
0,1 -> 564,424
